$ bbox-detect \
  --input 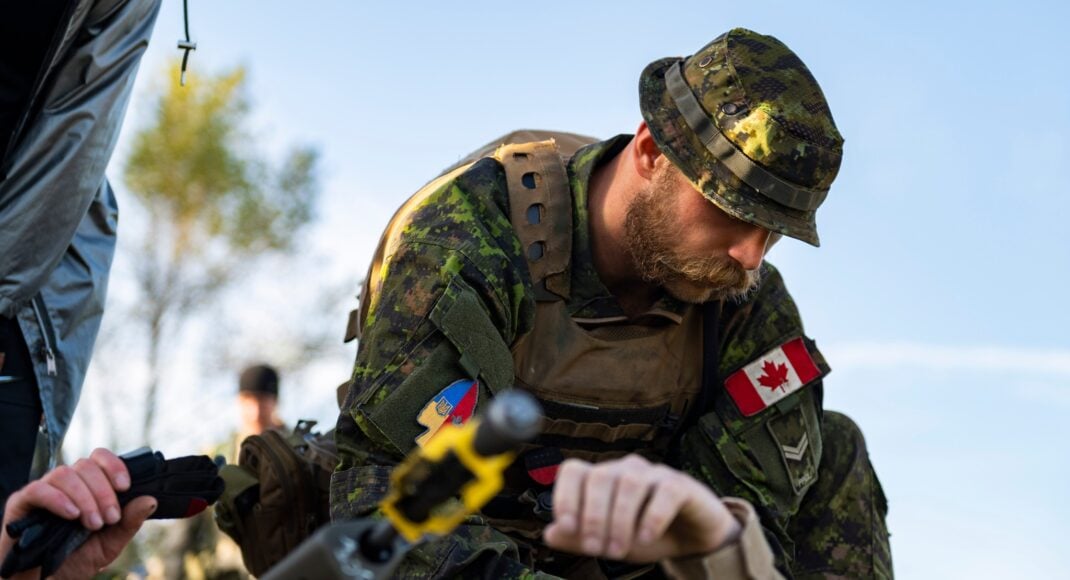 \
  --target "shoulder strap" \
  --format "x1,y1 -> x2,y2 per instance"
675,300 -> 724,440
495,140 -> 573,302
348,132 -> 599,339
